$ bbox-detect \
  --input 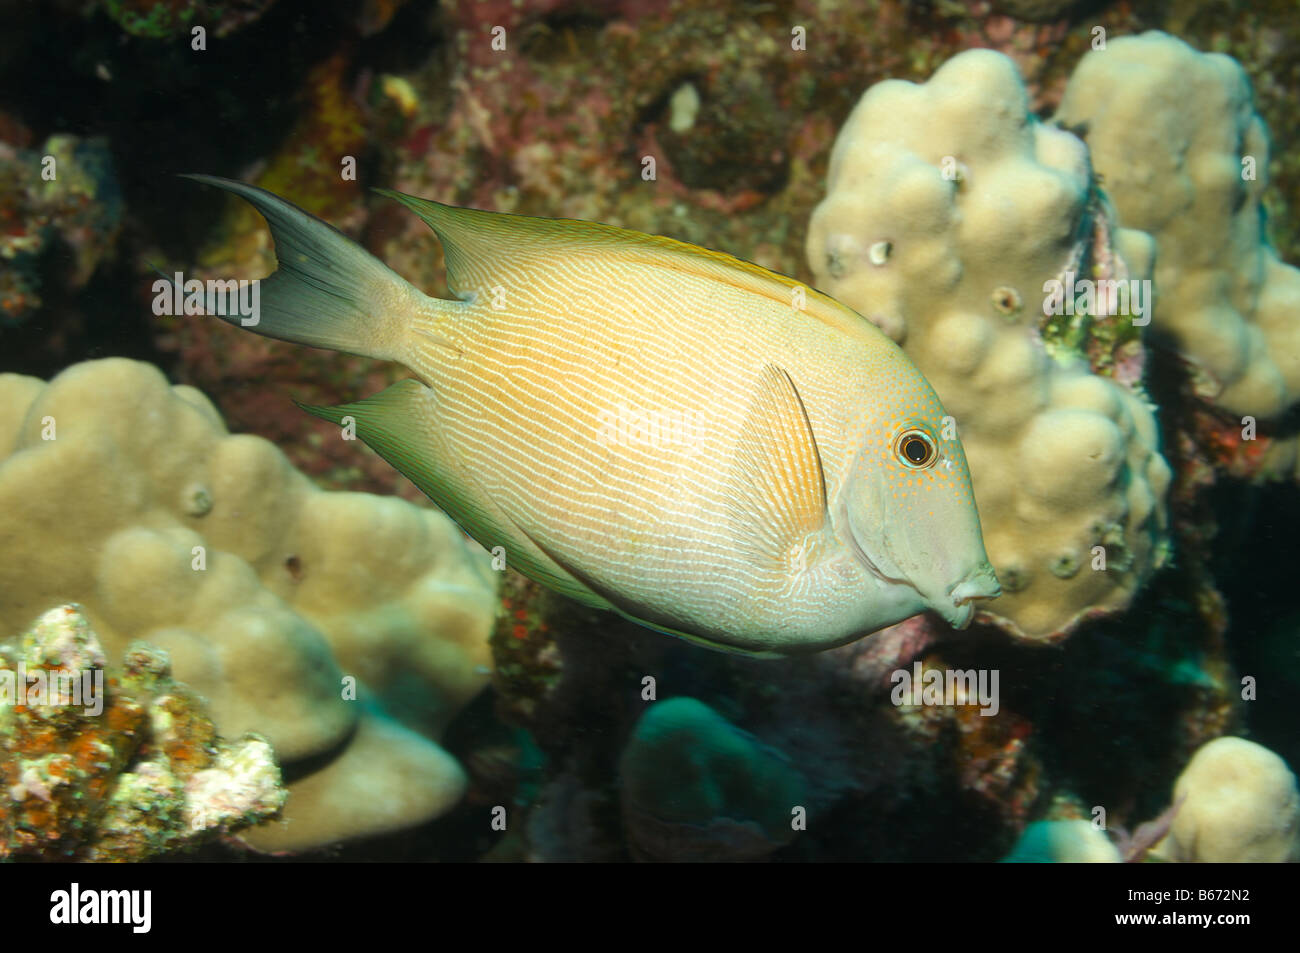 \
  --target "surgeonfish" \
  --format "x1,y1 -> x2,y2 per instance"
182,175 -> 1000,656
